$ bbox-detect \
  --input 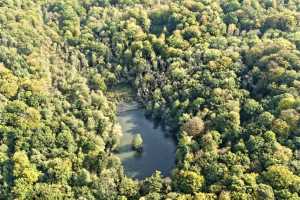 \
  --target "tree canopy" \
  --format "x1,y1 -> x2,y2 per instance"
0,0 -> 300,199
